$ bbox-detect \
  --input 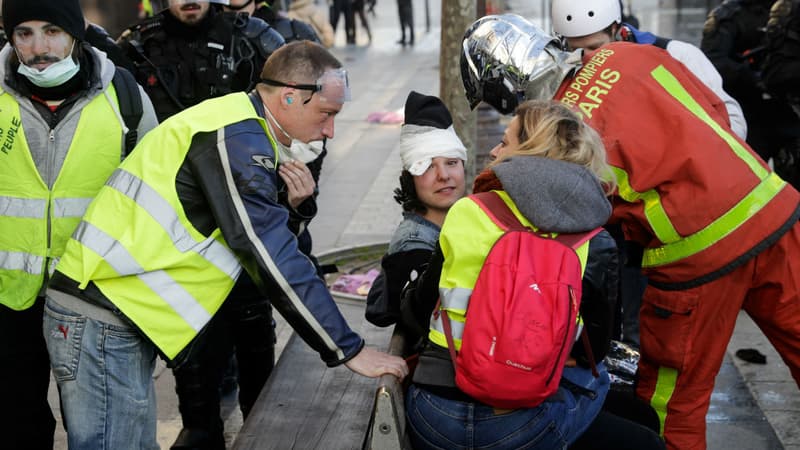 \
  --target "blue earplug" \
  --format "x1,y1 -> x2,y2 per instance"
287,97 -> 293,104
